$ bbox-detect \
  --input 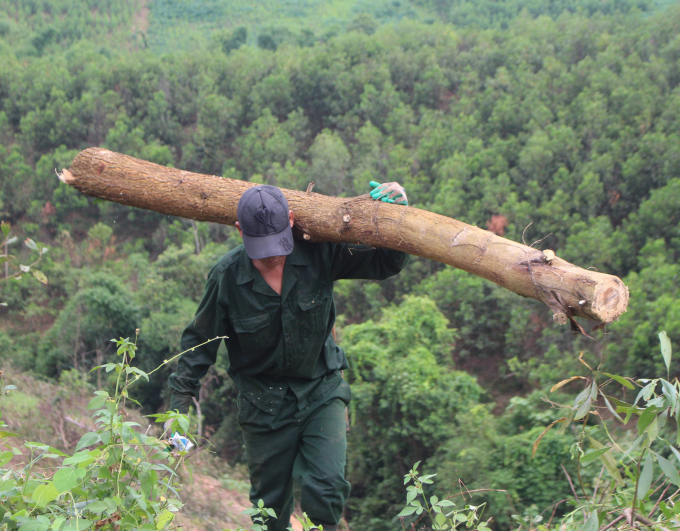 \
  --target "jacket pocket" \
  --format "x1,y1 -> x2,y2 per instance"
232,312 -> 272,354
298,290 -> 327,338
